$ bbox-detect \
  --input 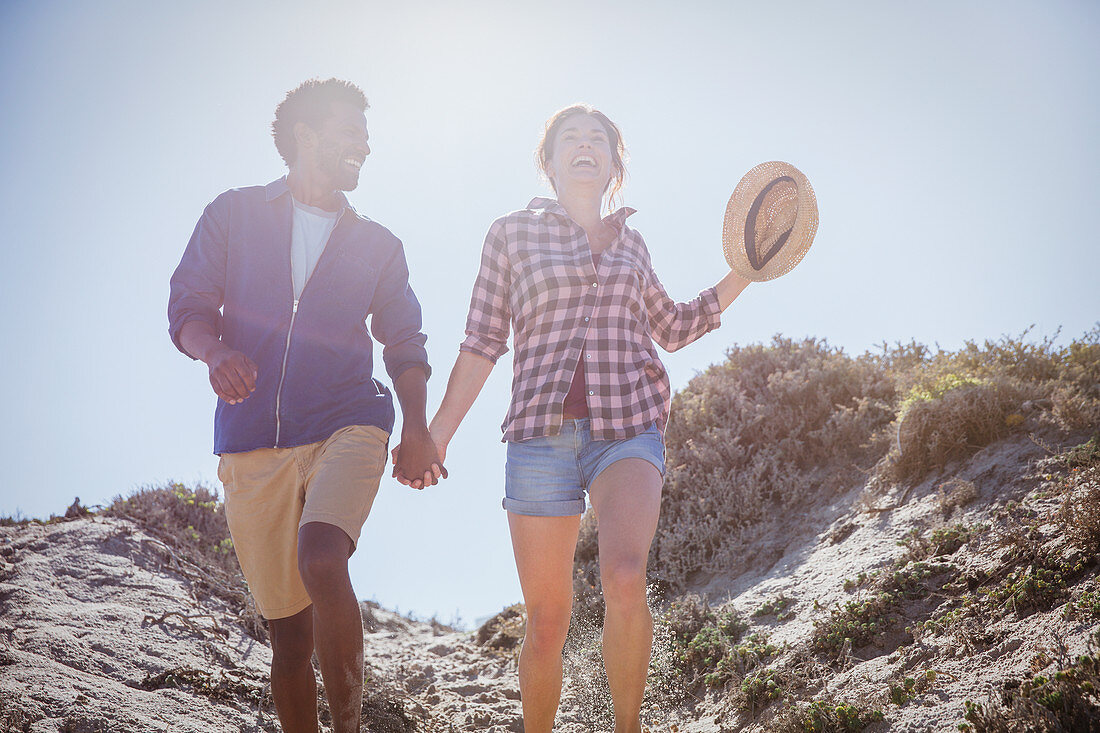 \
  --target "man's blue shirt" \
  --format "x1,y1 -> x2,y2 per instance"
168,177 -> 430,454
